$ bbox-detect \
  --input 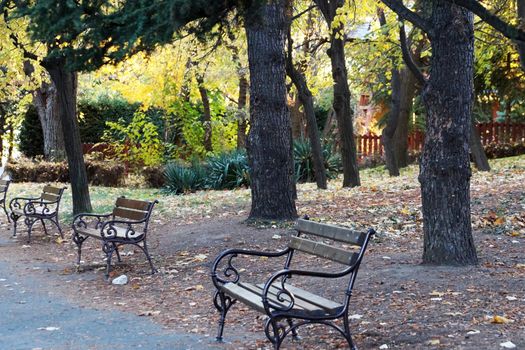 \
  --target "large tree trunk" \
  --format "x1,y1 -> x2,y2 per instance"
246,0 -> 297,220
286,52 -> 328,189
44,58 -> 92,214
196,74 -> 213,153
33,81 -> 66,160
419,3 -> 477,265
394,68 -> 418,168
237,73 -> 249,150
470,121 -> 490,171
315,0 -> 360,187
